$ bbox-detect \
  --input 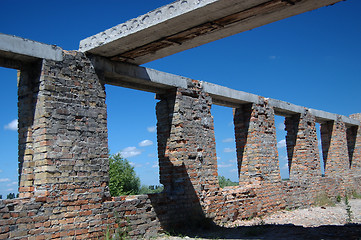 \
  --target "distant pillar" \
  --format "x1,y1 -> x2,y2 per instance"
285,111 -> 321,181
321,117 -> 349,178
348,113 -> 361,174
233,97 -> 281,185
